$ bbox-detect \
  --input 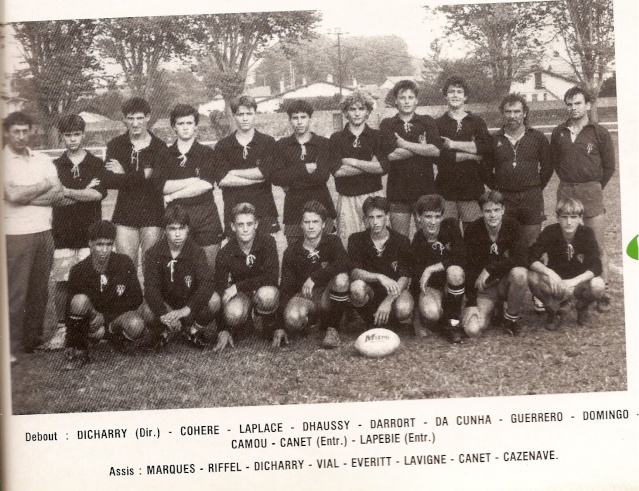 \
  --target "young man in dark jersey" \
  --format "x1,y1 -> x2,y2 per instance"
153,104 -> 223,267
321,91 -> 390,247
435,77 -> 493,230
213,203 -> 280,351
549,86 -> 615,312
528,198 -> 605,330
48,114 -> 107,350
143,204 -> 219,349
347,197 -> 413,344
380,80 -> 442,236
64,221 -> 145,370
214,95 -> 280,235
463,190 -> 528,337
410,194 -> 466,343
274,100 -> 337,244
102,97 -> 169,269
281,201 -> 350,348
